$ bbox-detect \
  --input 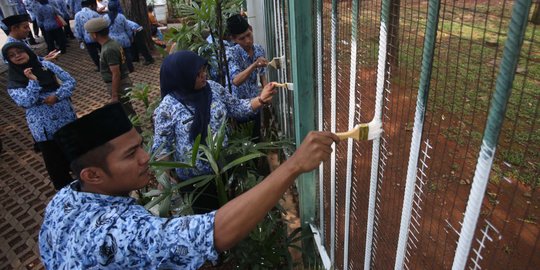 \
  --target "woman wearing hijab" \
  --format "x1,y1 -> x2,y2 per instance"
103,0 -> 134,72
2,42 -> 77,190
153,51 -> 277,213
